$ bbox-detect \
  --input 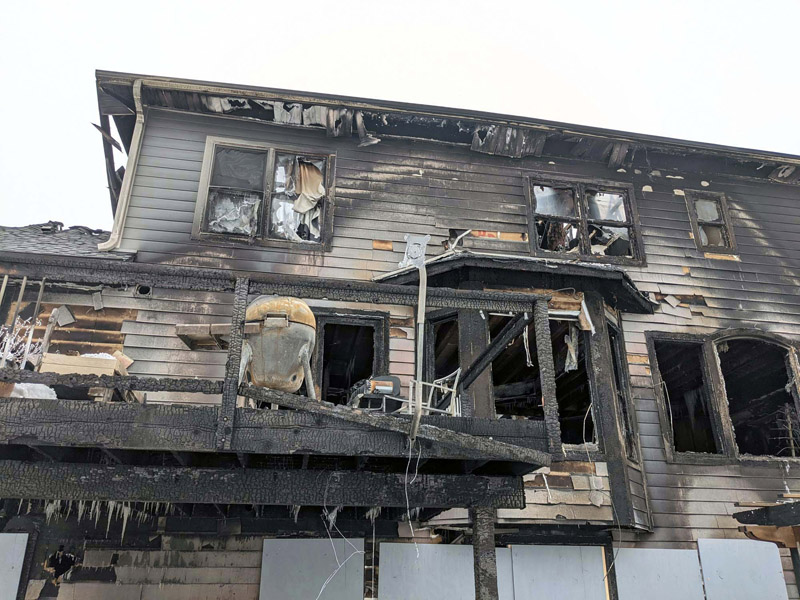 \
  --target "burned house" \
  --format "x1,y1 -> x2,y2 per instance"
0,70 -> 799,599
